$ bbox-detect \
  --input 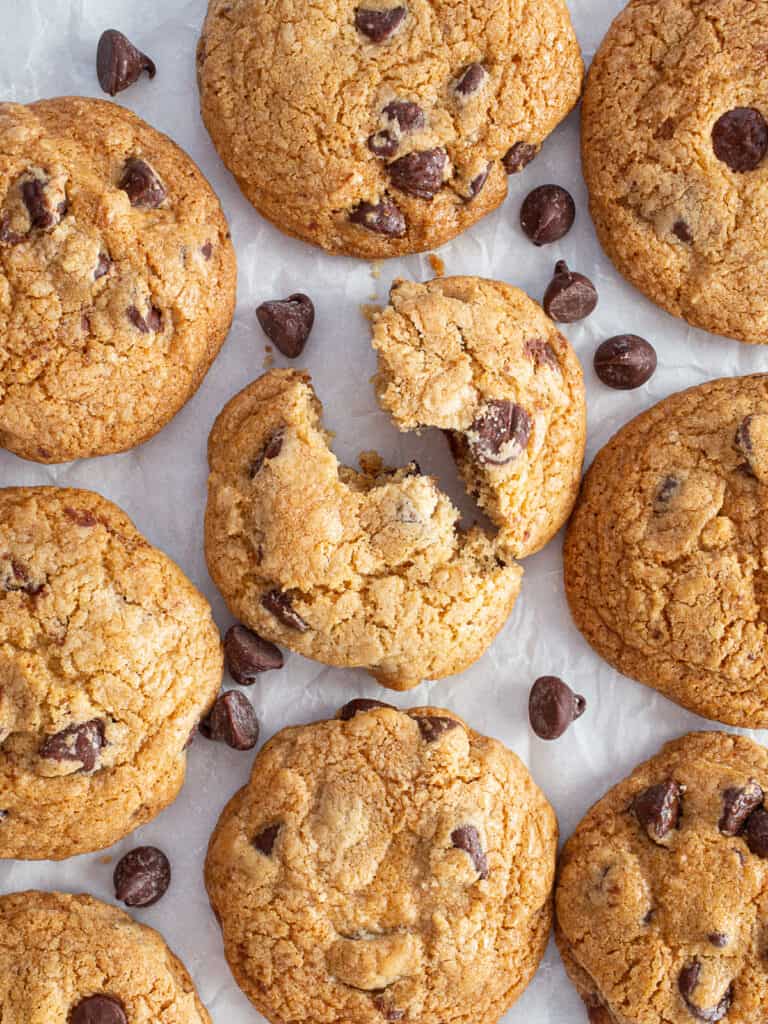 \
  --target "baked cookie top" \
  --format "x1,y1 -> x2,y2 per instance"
0,96 -> 236,463
556,731 -> 768,1024
204,369 -> 522,690
0,487 -> 223,860
372,276 -> 586,558
583,0 -> 768,345
196,0 -> 582,258
564,374 -> 768,728
206,701 -> 557,1024
0,890 -> 210,1022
